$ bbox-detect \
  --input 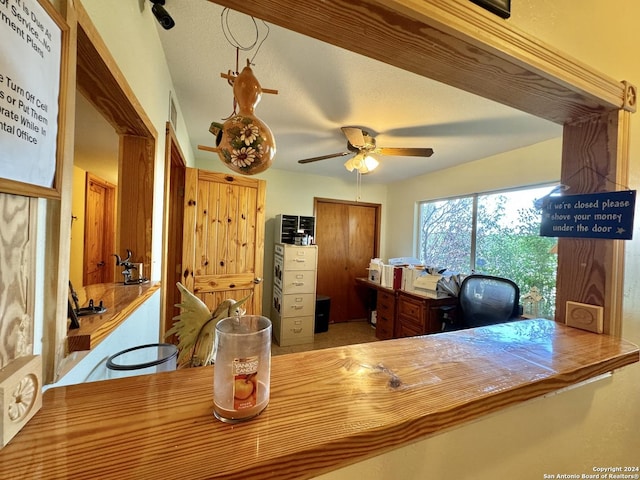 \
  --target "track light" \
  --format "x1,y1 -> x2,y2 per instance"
150,0 -> 175,30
